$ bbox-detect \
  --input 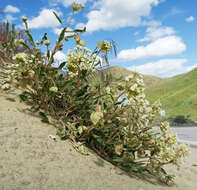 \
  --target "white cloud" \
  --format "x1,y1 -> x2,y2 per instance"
118,36 -> 186,61
53,28 -> 63,35
4,15 -> 16,22
85,0 -> 161,32
27,9 -> 62,29
75,22 -> 86,29
4,5 -> 20,13
185,16 -> 195,23
138,26 -> 175,42
49,0 -> 90,7
134,31 -> 139,36
53,51 -> 67,67
128,59 -> 197,77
